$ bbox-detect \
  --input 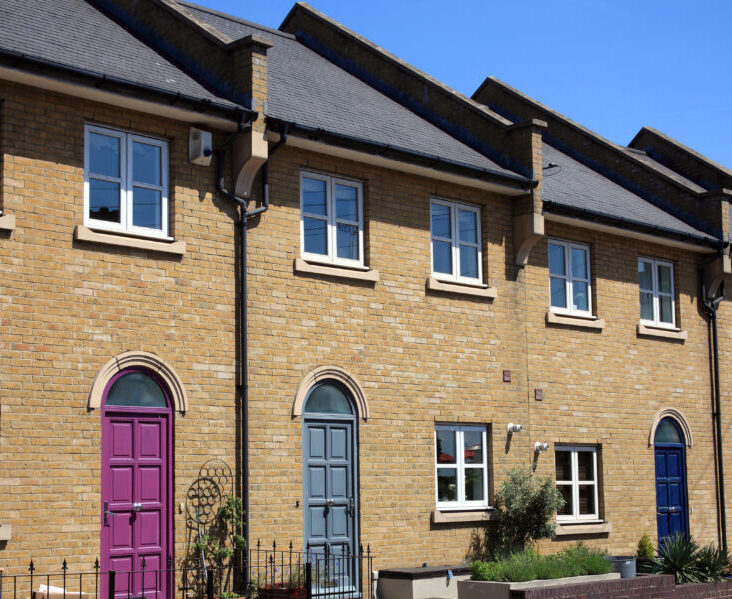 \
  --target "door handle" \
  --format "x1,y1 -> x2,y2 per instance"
104,502 -> 112,527
132,502 -> 143,512
325,499 -> 335,506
